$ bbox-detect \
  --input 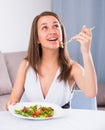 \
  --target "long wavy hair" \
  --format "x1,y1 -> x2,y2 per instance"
26,11 -> 72,82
